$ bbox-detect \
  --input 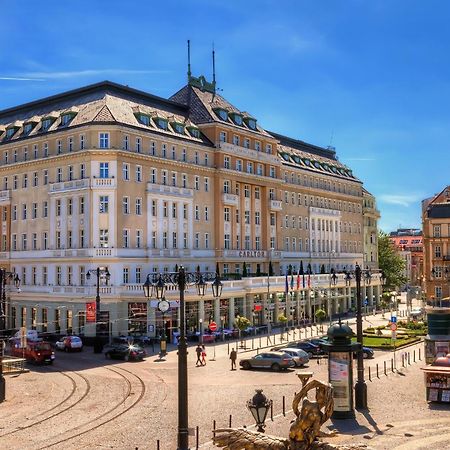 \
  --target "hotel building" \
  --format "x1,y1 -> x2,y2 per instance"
0,75 -> 381,338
